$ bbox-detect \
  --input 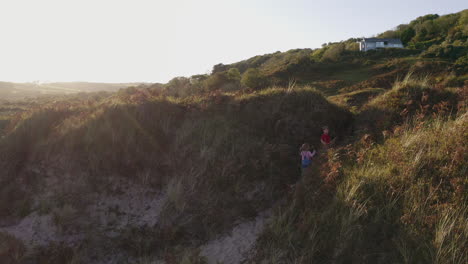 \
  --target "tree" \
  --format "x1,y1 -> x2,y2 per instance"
311,48 -> 326,61
379,30 -> 399,39
190,74 -> 209,92
459,10 -> 468,35
212,63 -> 227,74
345,42 -> 359,51
321,43 -> 345,62
401,27 -> 416,45
164,77 -> 192,97
410,14 -> 439,26
227,68 -> 241,81
191,74 -> 209,82
241,68 -> 265,90
205,72 -> 230,91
